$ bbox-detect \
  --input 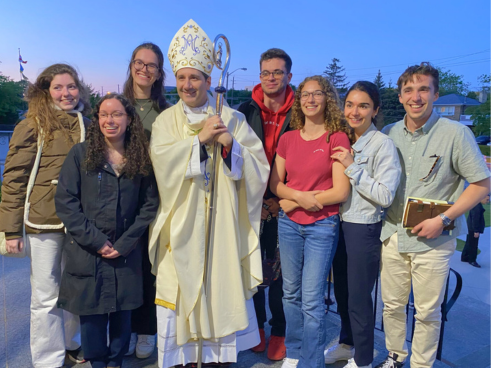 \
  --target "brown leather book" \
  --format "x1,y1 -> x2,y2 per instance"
403,197 -> 455,231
